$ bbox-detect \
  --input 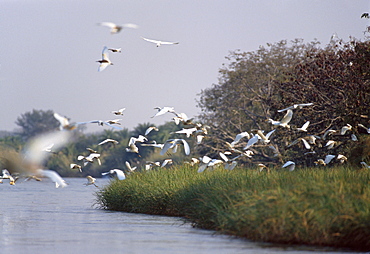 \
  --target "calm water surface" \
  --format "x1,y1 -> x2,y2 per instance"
0,178 -> 359,254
